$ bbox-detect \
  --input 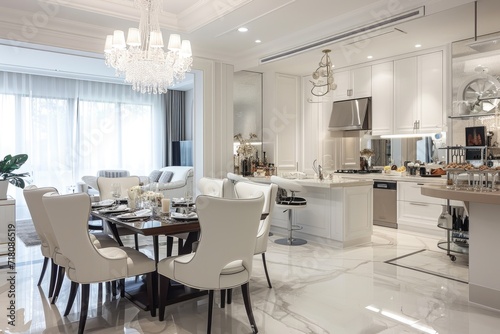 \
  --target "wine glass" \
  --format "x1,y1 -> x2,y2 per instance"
111,183 -> 121,205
